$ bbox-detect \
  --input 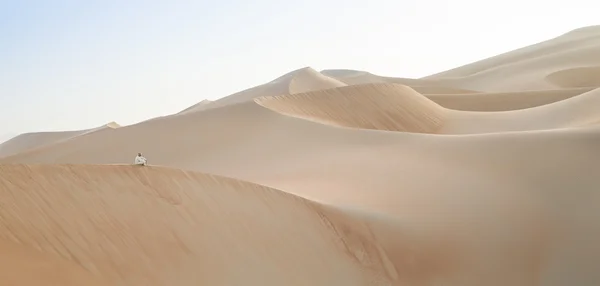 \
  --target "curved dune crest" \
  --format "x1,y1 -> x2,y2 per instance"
545,66 -> 600,88
529,87 -> 600,126
0,164 -> 395,286
256,83 -> 446,133
429,88 -> 592,111
439,87 -> 600,134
